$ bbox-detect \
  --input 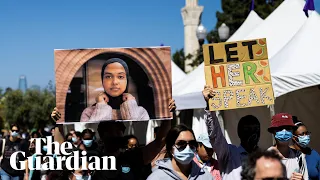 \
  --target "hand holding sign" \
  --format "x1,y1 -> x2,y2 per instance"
203,85 -> 215,102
